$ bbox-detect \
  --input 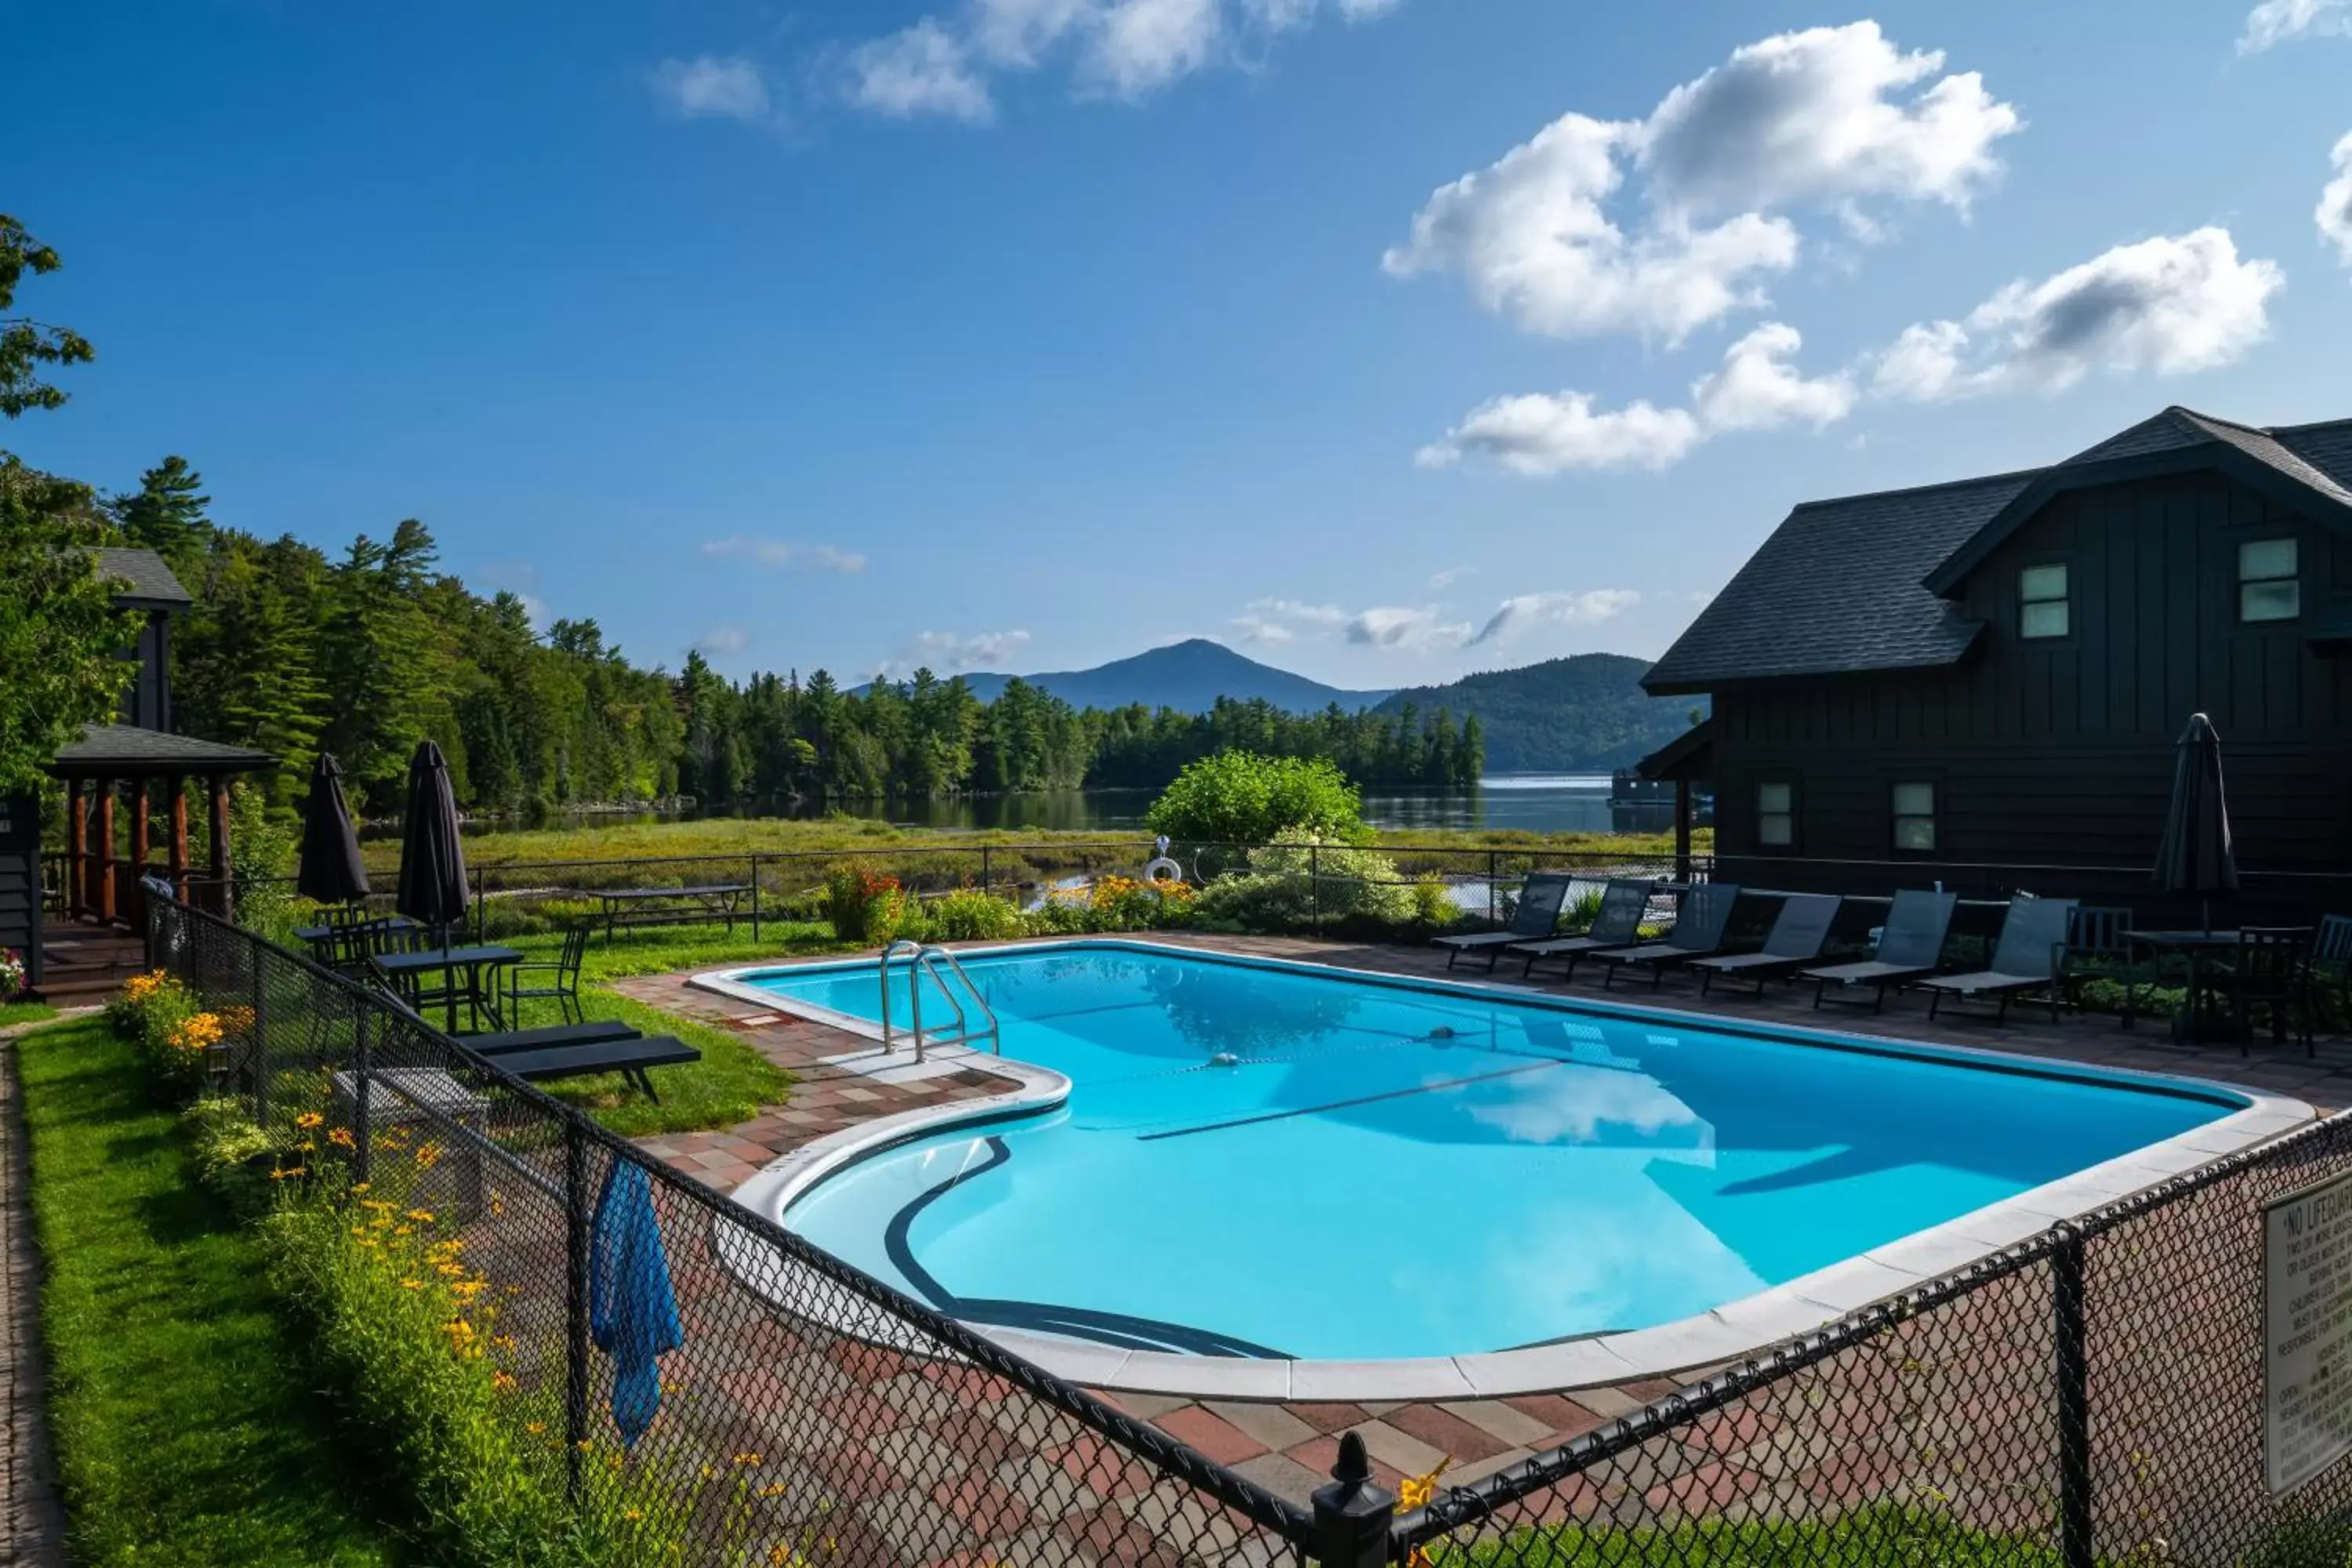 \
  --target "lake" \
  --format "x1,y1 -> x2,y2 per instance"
433,774 -> 1700,840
